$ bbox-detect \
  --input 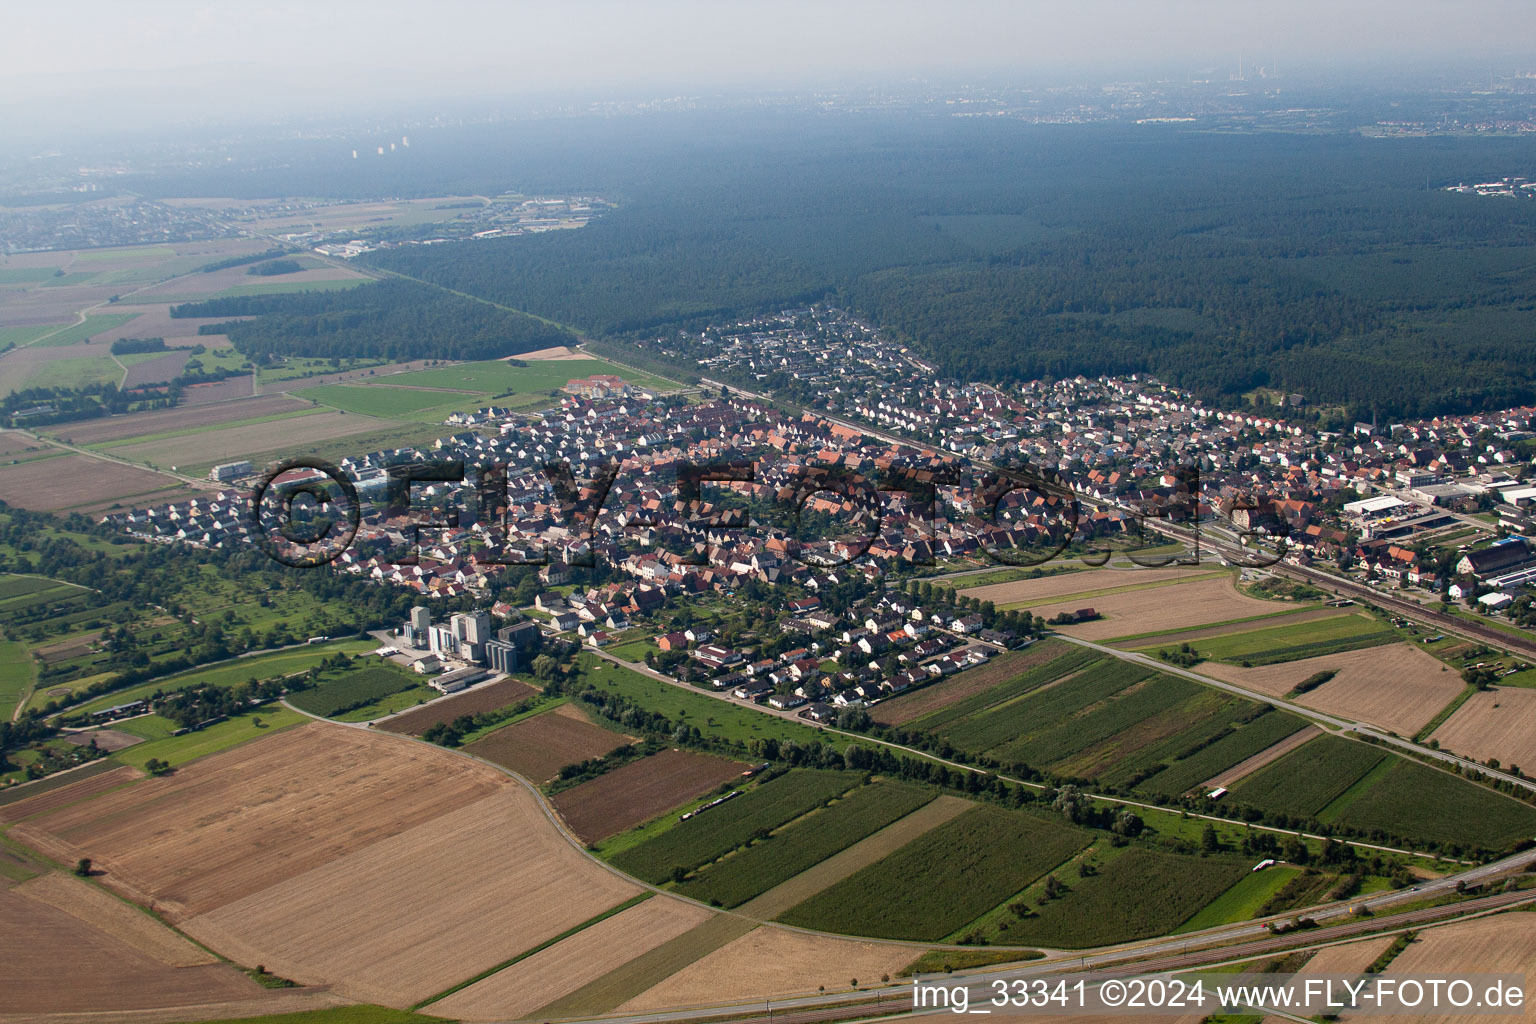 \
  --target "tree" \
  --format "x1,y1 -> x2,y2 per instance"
74,858 -> 92,877
1201,823 -> 1220,853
